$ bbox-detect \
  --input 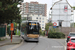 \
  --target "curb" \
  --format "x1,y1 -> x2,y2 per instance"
0,39 -> 22,47
7,40 -> 23,50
